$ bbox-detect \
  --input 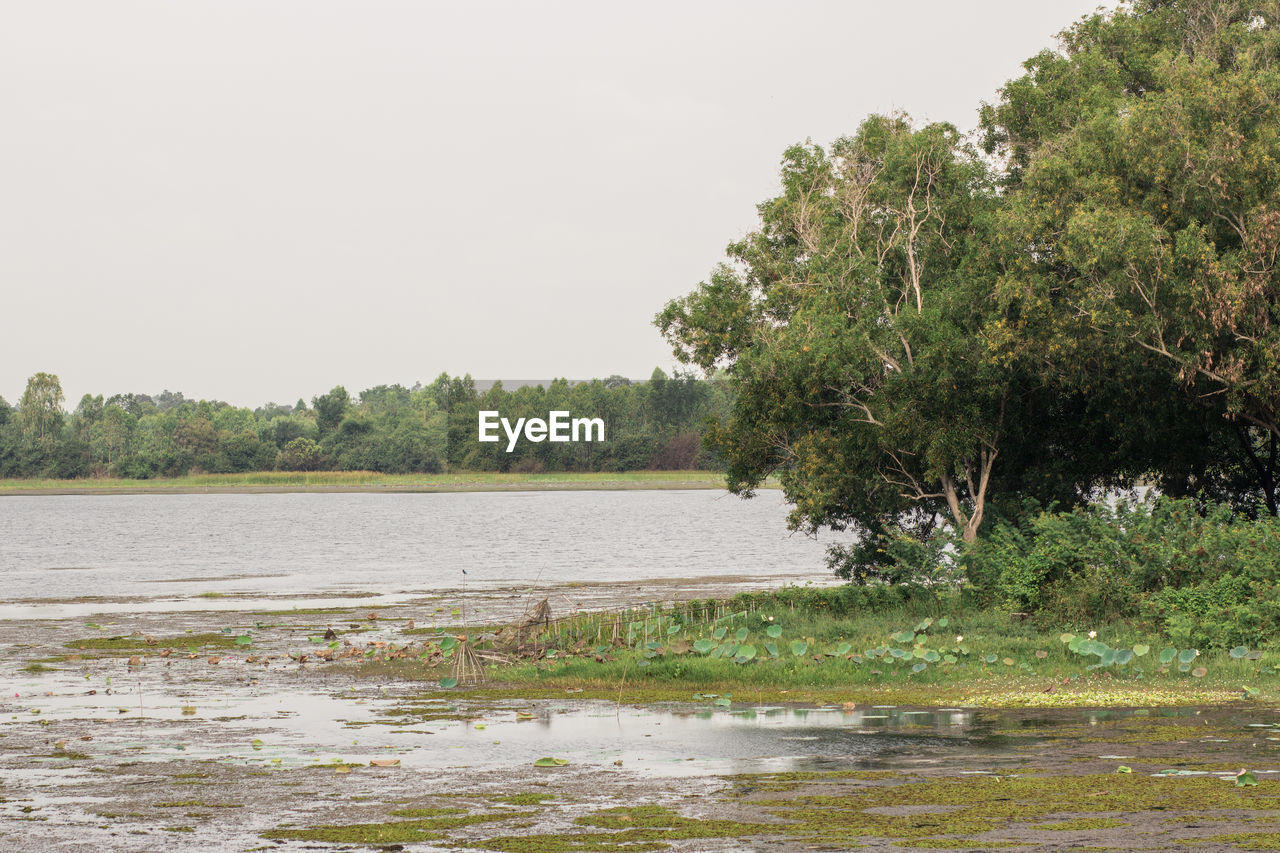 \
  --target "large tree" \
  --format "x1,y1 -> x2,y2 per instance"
982,0 -> 1280,514
658,115 -> 1028,549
